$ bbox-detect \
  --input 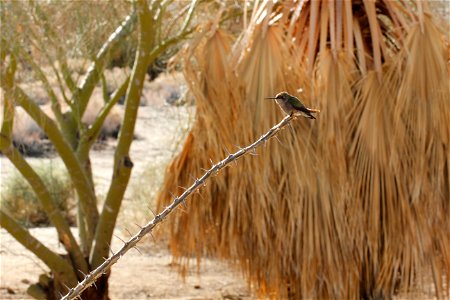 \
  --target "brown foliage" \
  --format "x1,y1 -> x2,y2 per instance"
156,1 -> 449,299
